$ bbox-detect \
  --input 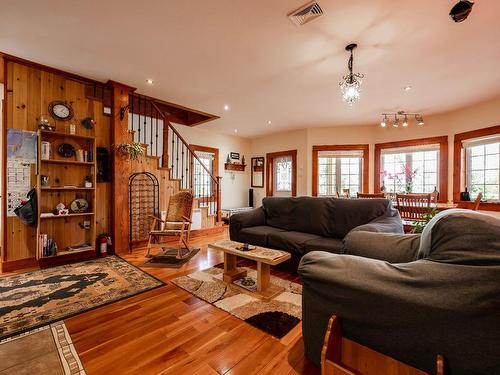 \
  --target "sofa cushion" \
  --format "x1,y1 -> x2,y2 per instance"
267,230 -> 323,255
419,209 -> 500,264
262,196 -> 397,238
304,237 -> 344,254
237,225 -> 286,247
